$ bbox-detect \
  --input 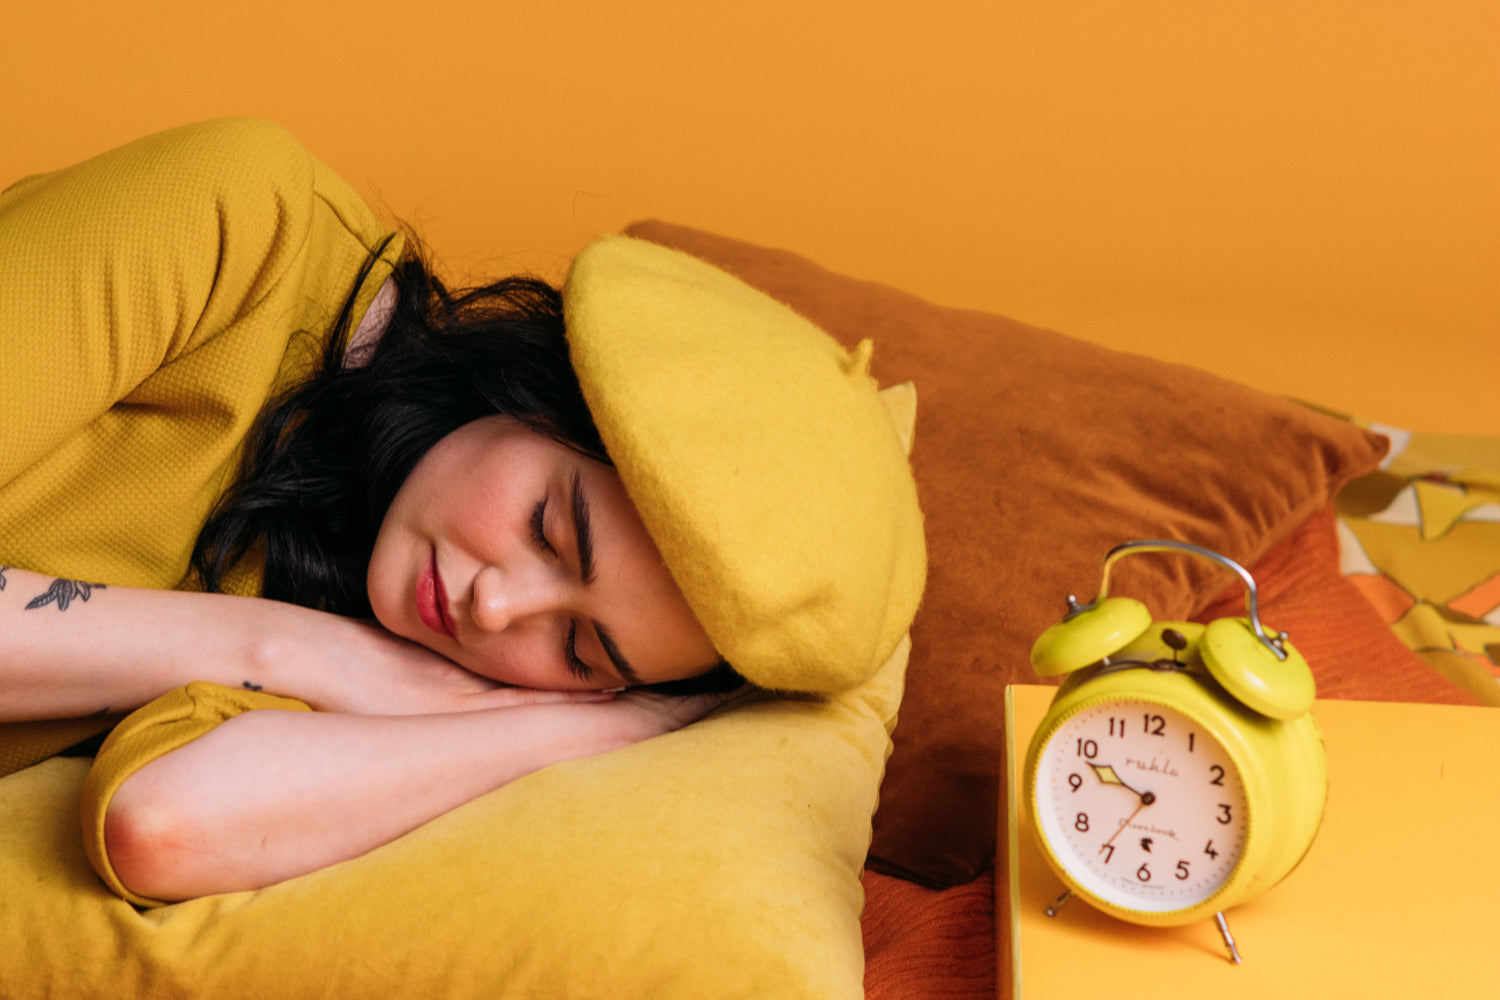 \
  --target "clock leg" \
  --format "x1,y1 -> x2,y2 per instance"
1213,912 -> 1243,964
1045,889 -> 1072,917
